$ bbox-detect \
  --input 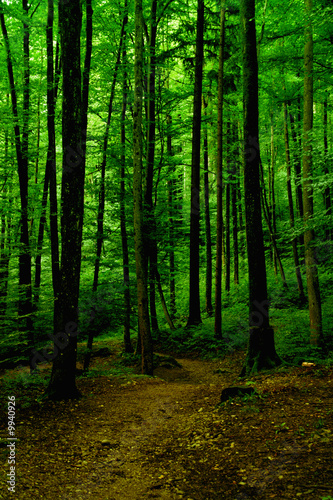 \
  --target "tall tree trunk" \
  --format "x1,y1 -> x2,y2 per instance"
34,4 -> 60,309
47,0 -> 60,302
240,0 -> 281,376
0,6 -> 33,365
260,160 -> 288,287
84,8 -> 127,371
231,121 -> 239,285
323,95 -> 331,241
225,121 -> 231,293
0,216 -> 10,321
133,0 -> 153,375
269,117 -> 277,275
92,7 -> 126,294
214,2 -> 226,338
119,0 -> 132,354
187,0 -> 204,327
144,0 -> 159,334
46,0 -> 84,399
203,97 -> 213,315
167,113 -> 176,318
0,131 -> 10,321
283,100 -> 305,302
302,0 -> 323,347
289,99 -> 304,254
